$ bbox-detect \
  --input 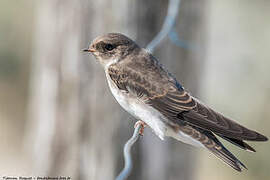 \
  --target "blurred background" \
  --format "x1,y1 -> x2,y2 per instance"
0,0 -> 269,179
